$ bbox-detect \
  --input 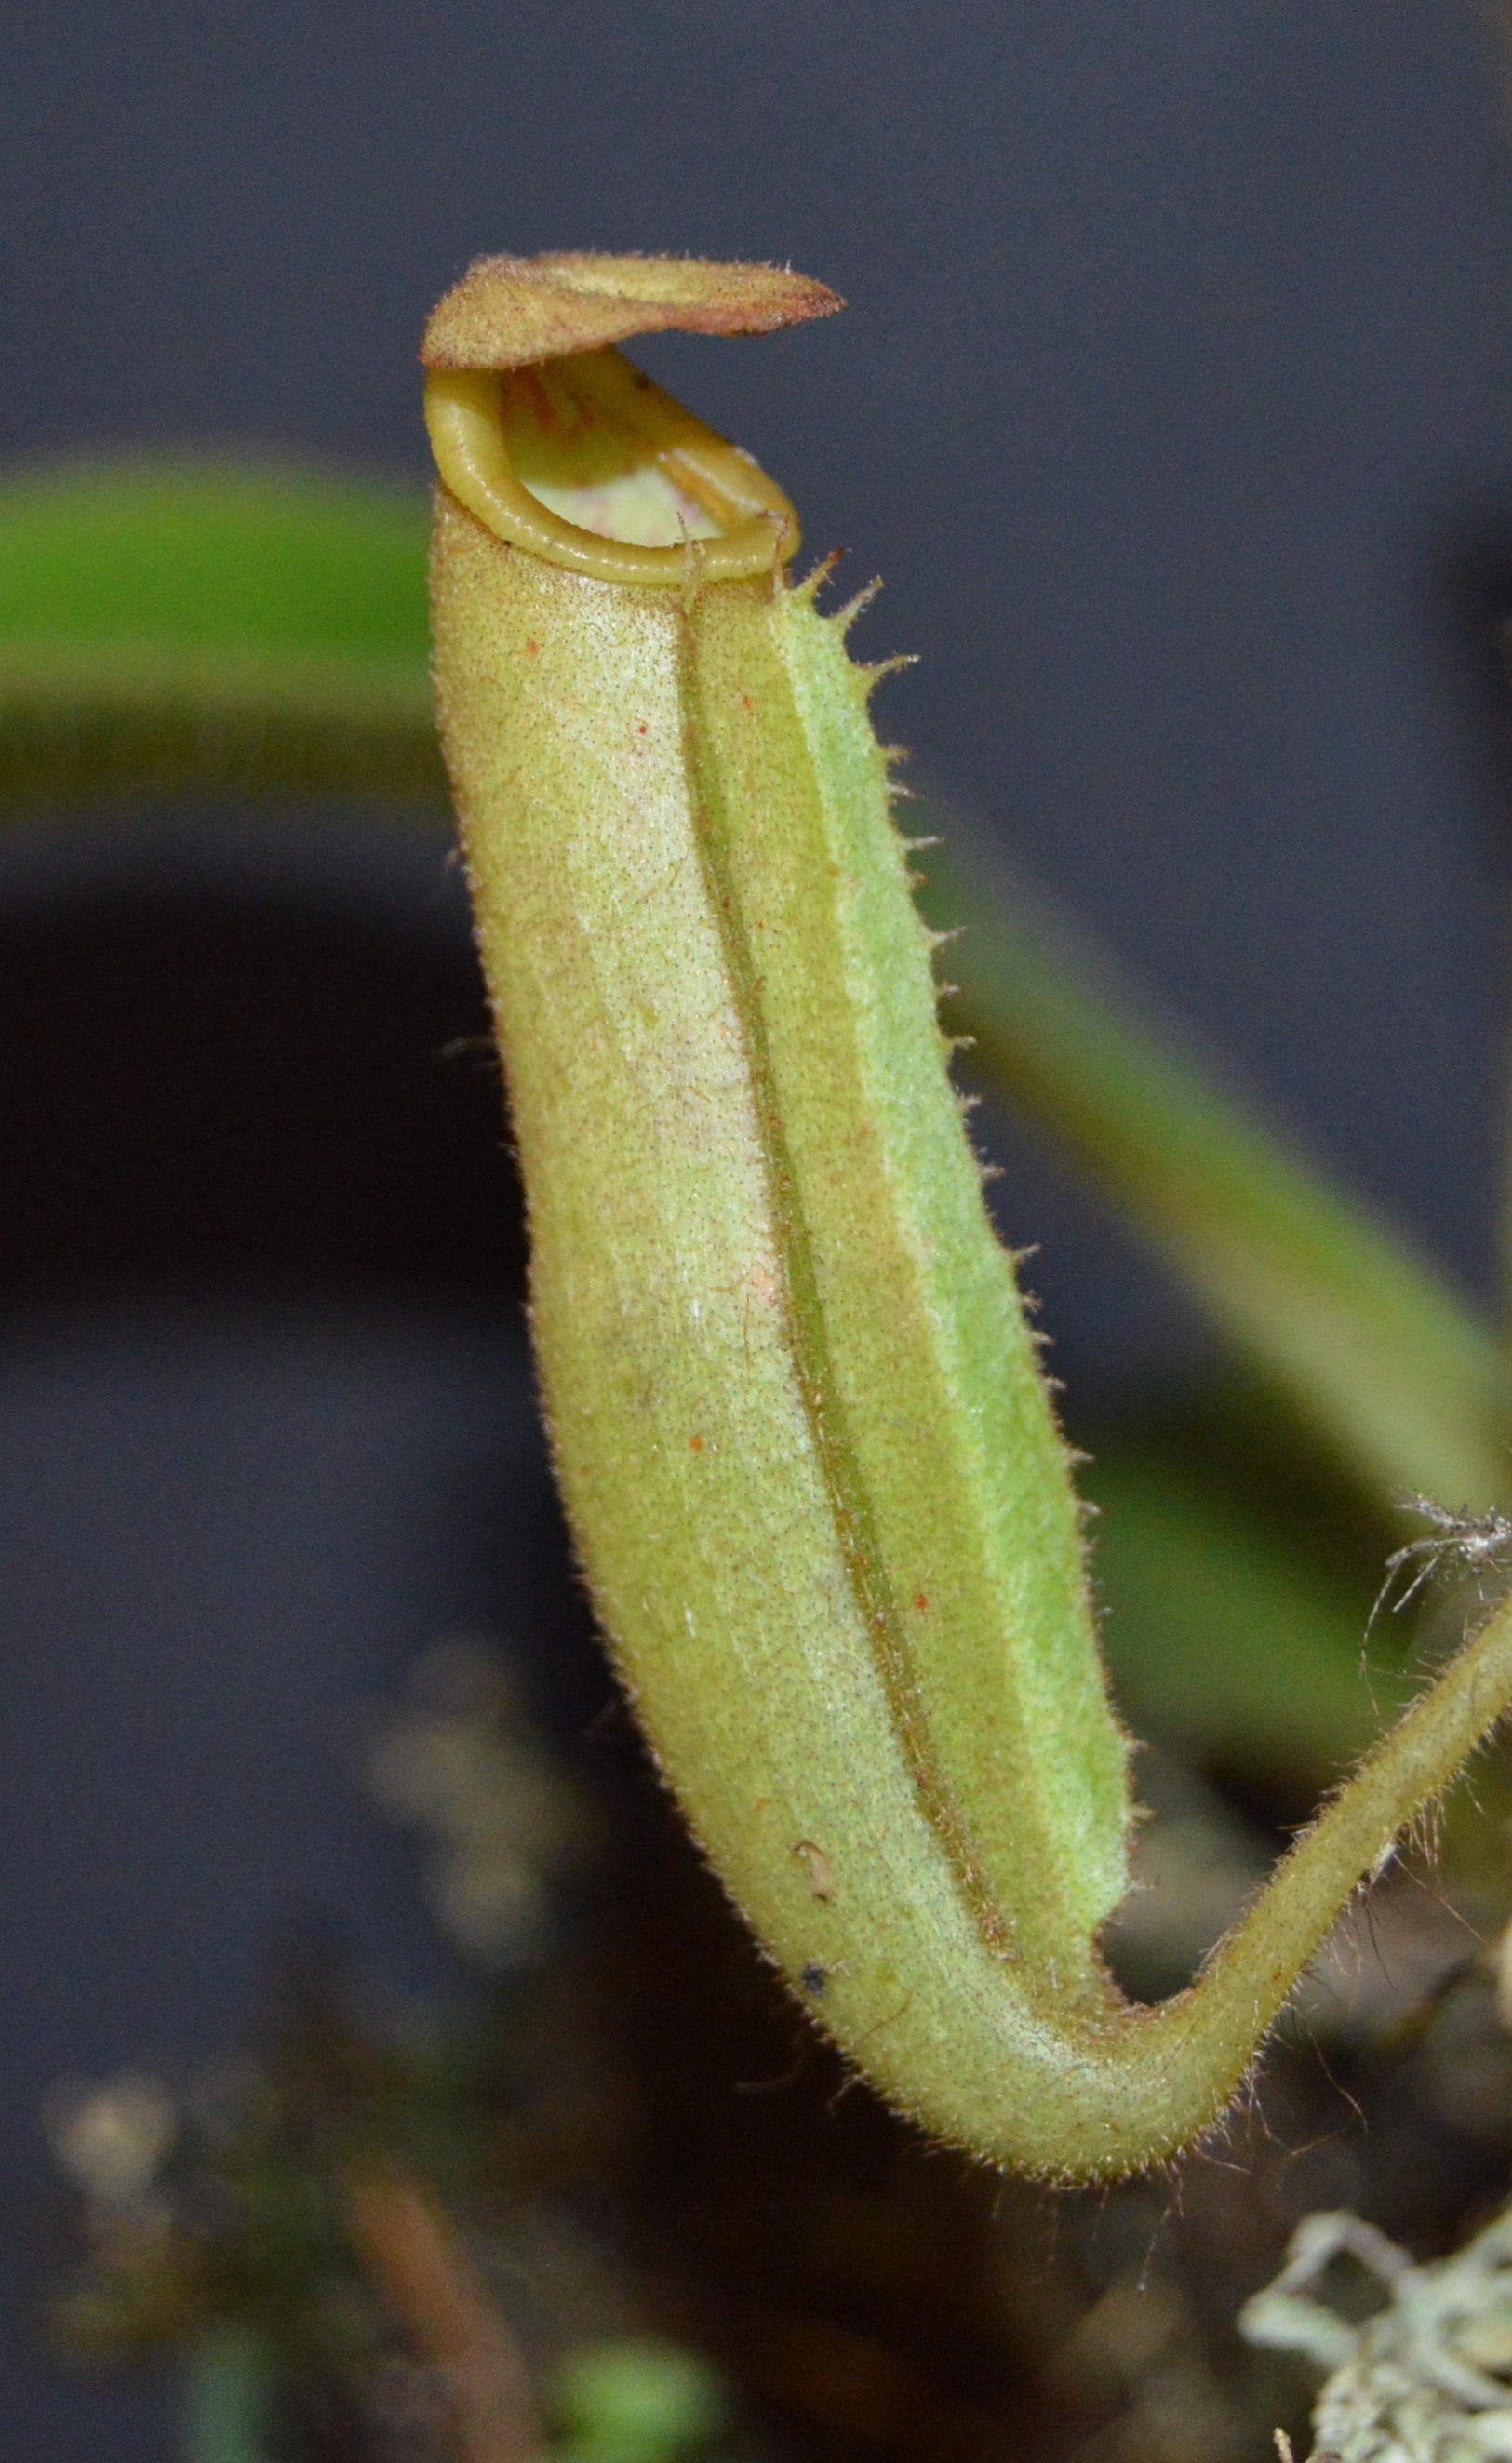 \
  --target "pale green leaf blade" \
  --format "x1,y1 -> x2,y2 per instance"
0,459 -> 446,808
